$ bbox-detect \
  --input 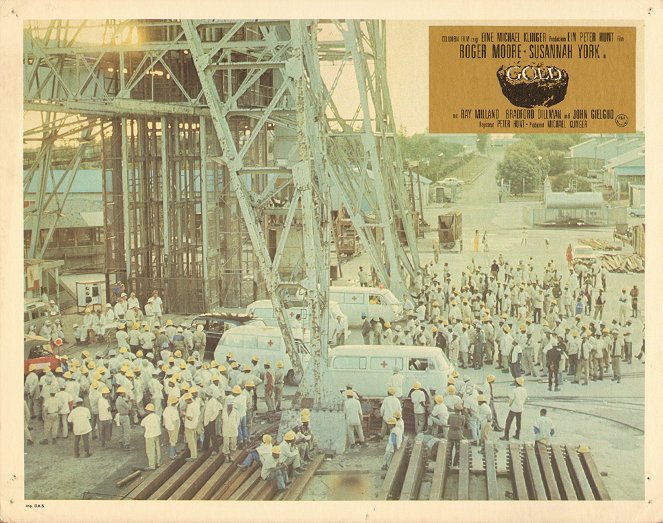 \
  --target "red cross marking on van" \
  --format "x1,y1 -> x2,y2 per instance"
289,312 -> 295,318
351,296 -> 357,301
380,360 -> 388,368
267,339 -> 274,347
